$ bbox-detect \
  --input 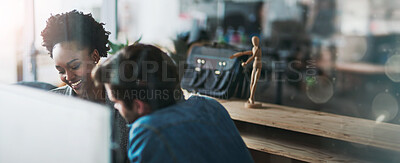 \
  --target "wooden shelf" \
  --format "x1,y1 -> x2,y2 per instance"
217,99 -> 400,152
335,62 -> 385,74
241,133 -> 366,163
